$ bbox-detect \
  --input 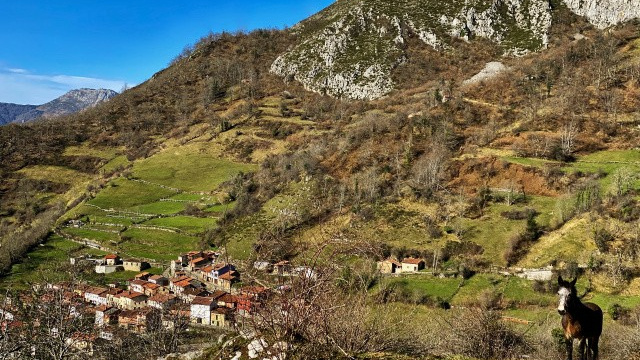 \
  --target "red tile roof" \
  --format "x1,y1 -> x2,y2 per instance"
142,284 -> 160,292
190,257 -> 207,264
219,271 -> 238,281
148,294 -> 176,304
191,296 -> 215,306
115,291 -> 147,300
174,279 -> 193,288
402,257 -> 424,265
86,287 -> 108,295
218,294 -> 237,304
104,254 -> 119,259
